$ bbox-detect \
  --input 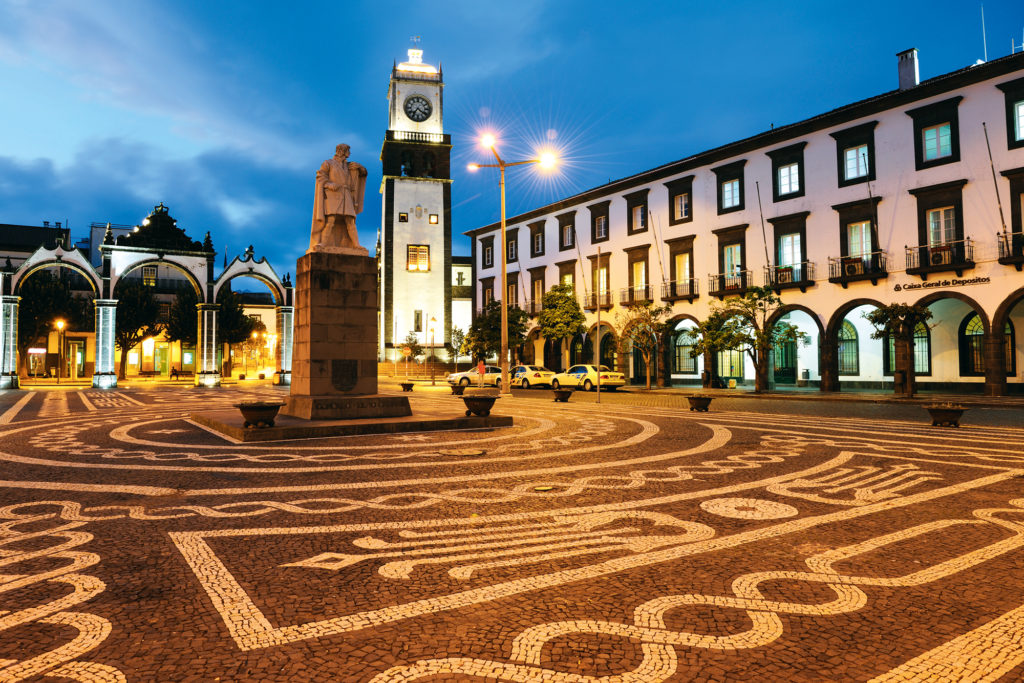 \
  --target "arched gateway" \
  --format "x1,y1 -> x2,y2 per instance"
0,204 -> 292,389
